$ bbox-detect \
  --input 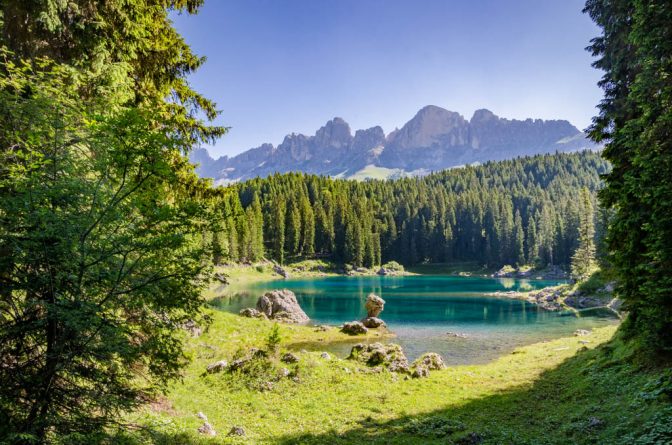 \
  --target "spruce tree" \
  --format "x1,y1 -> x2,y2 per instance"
571,188 -> 596,280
